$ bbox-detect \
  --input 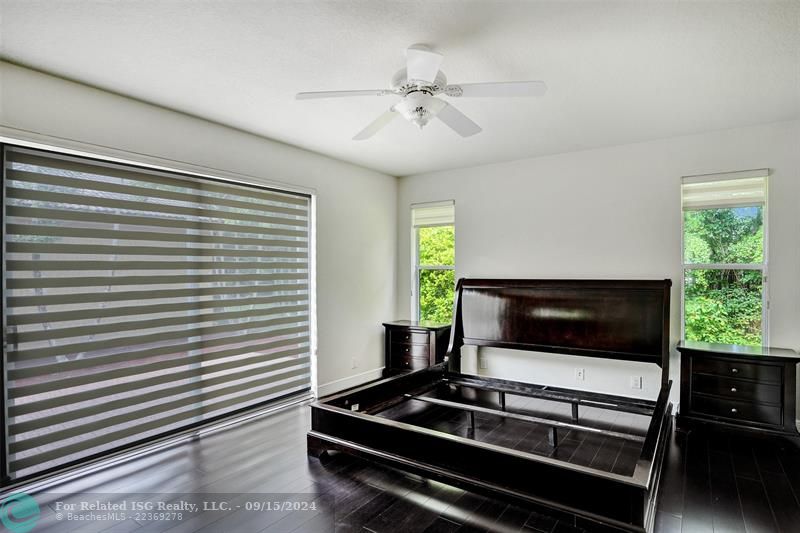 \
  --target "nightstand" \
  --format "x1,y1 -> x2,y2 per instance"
677,340 -> 800,435
382,320 -> 451,376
